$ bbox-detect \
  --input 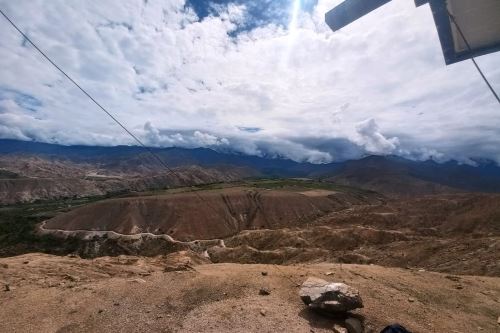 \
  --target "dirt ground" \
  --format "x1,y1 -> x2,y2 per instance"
1,253 -> 499,333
